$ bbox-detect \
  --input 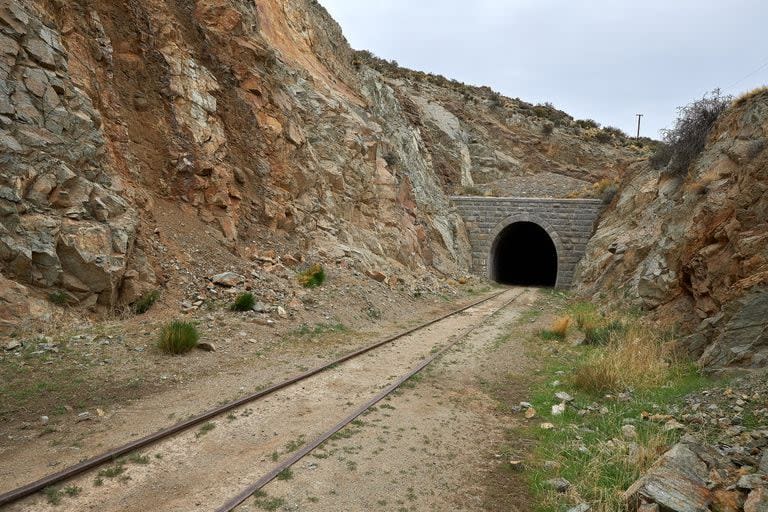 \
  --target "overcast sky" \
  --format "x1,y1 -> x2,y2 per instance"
320,0 -> 768,138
